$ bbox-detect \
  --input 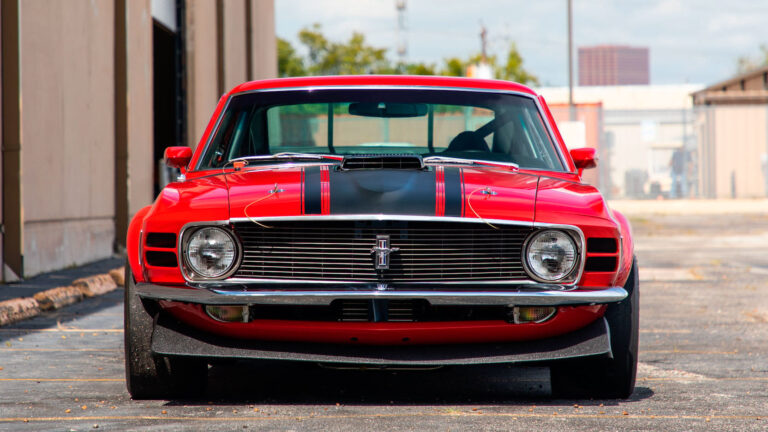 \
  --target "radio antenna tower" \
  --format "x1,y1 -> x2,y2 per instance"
396,0 -> 408,64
